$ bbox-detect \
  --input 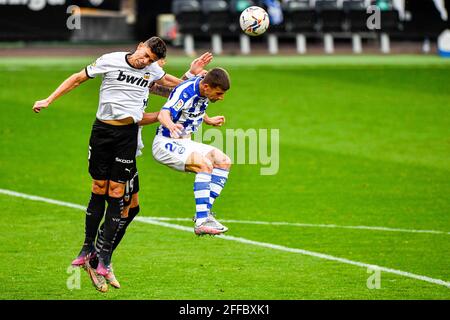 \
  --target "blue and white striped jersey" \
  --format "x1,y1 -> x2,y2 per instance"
156,77 -> 208,138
